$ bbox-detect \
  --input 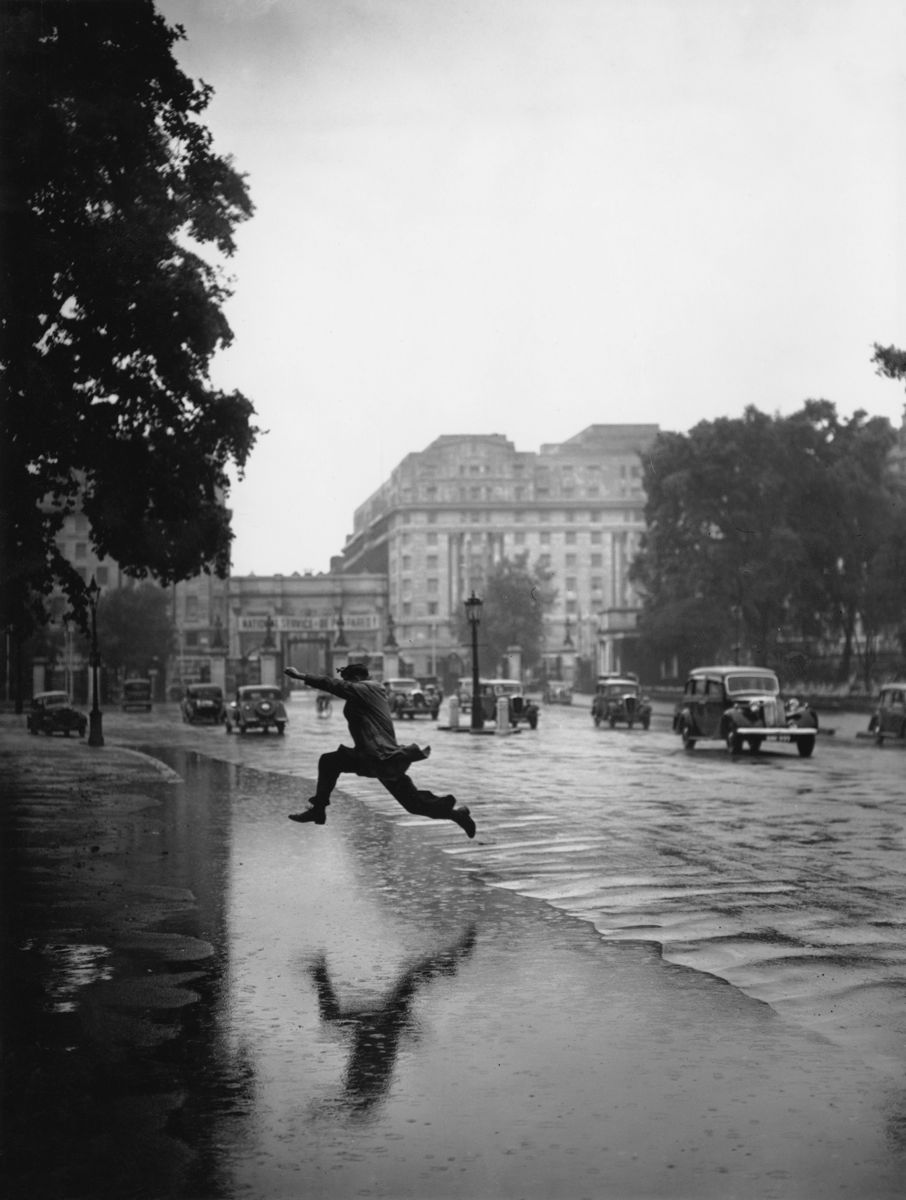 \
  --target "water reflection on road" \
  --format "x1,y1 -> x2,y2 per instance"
133,693 -> 906,1077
